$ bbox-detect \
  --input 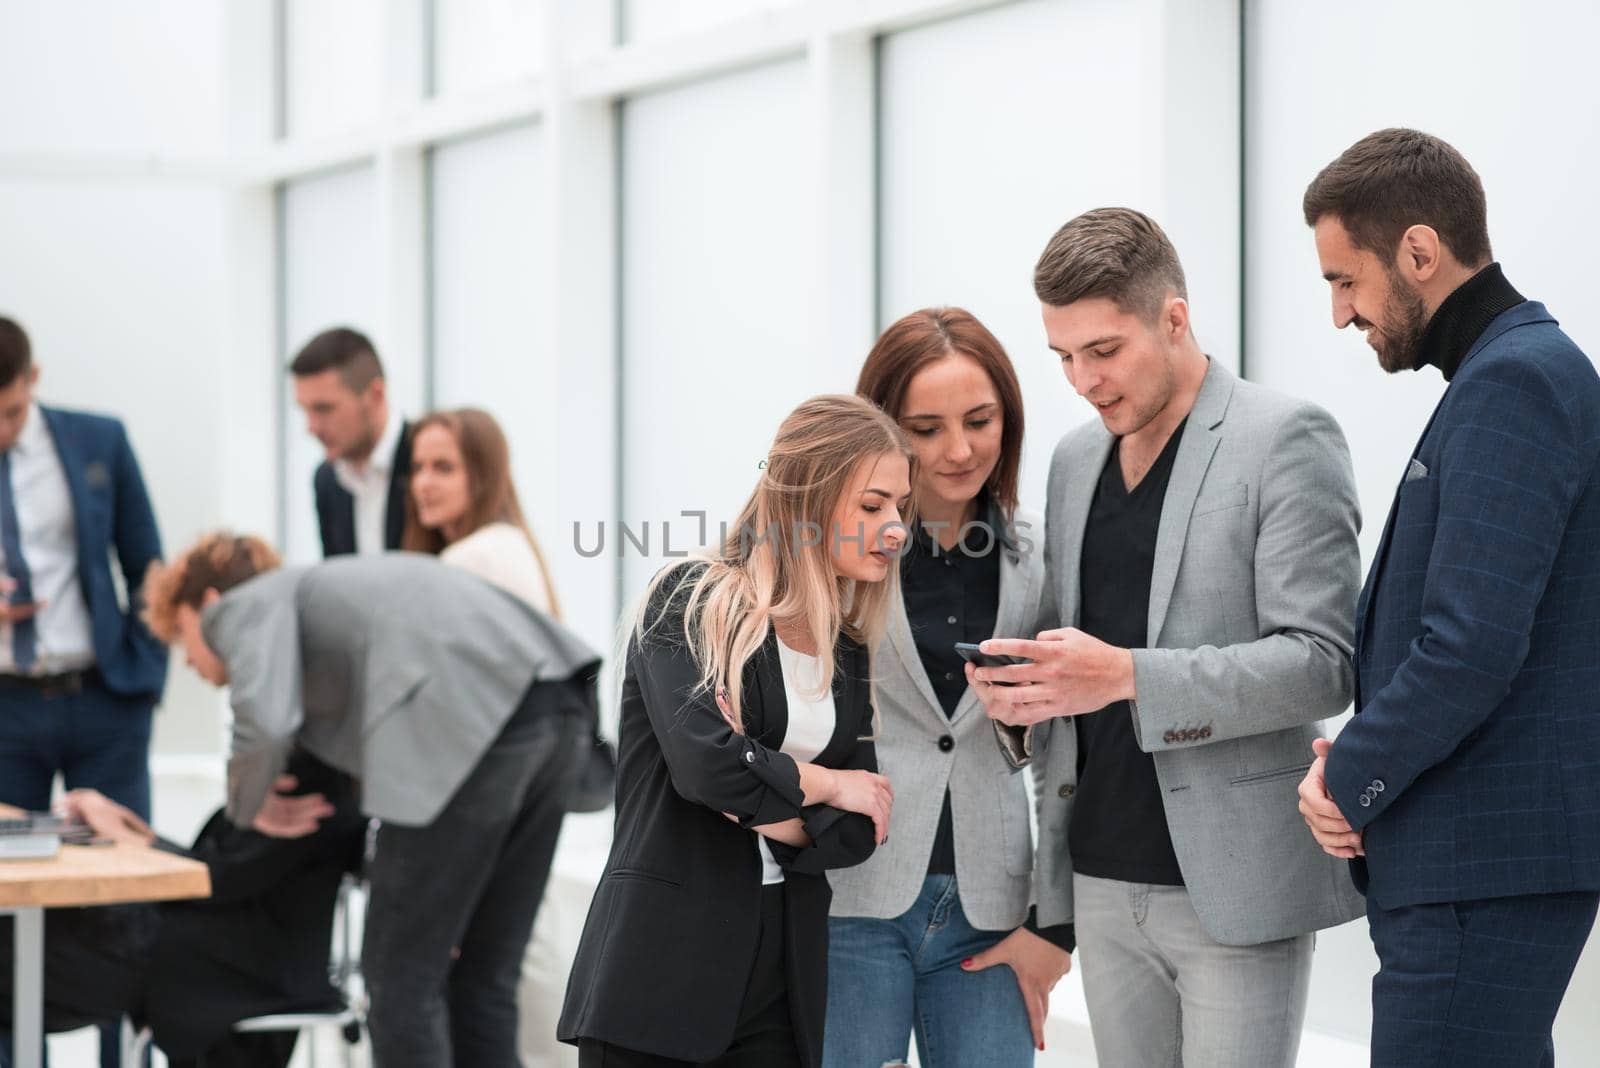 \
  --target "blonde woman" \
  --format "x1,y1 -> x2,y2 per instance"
559,395 -> 912,1067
